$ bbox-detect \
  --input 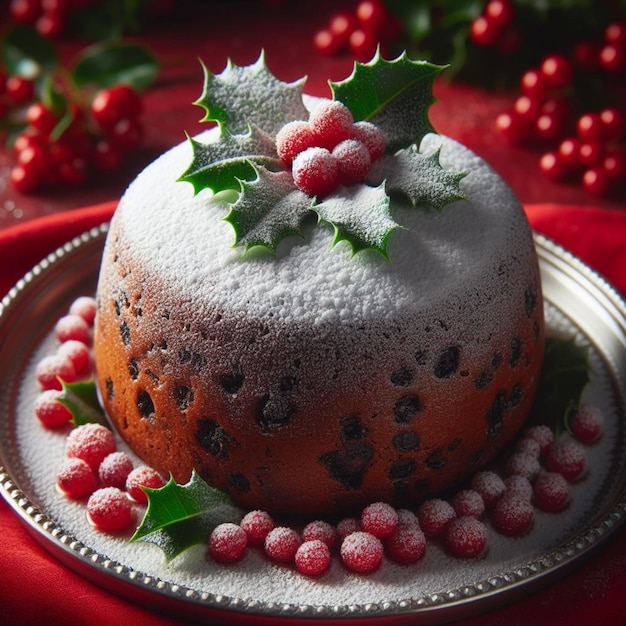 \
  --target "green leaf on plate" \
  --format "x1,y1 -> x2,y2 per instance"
131,470 -> 241,562
57,378 -> 107,427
